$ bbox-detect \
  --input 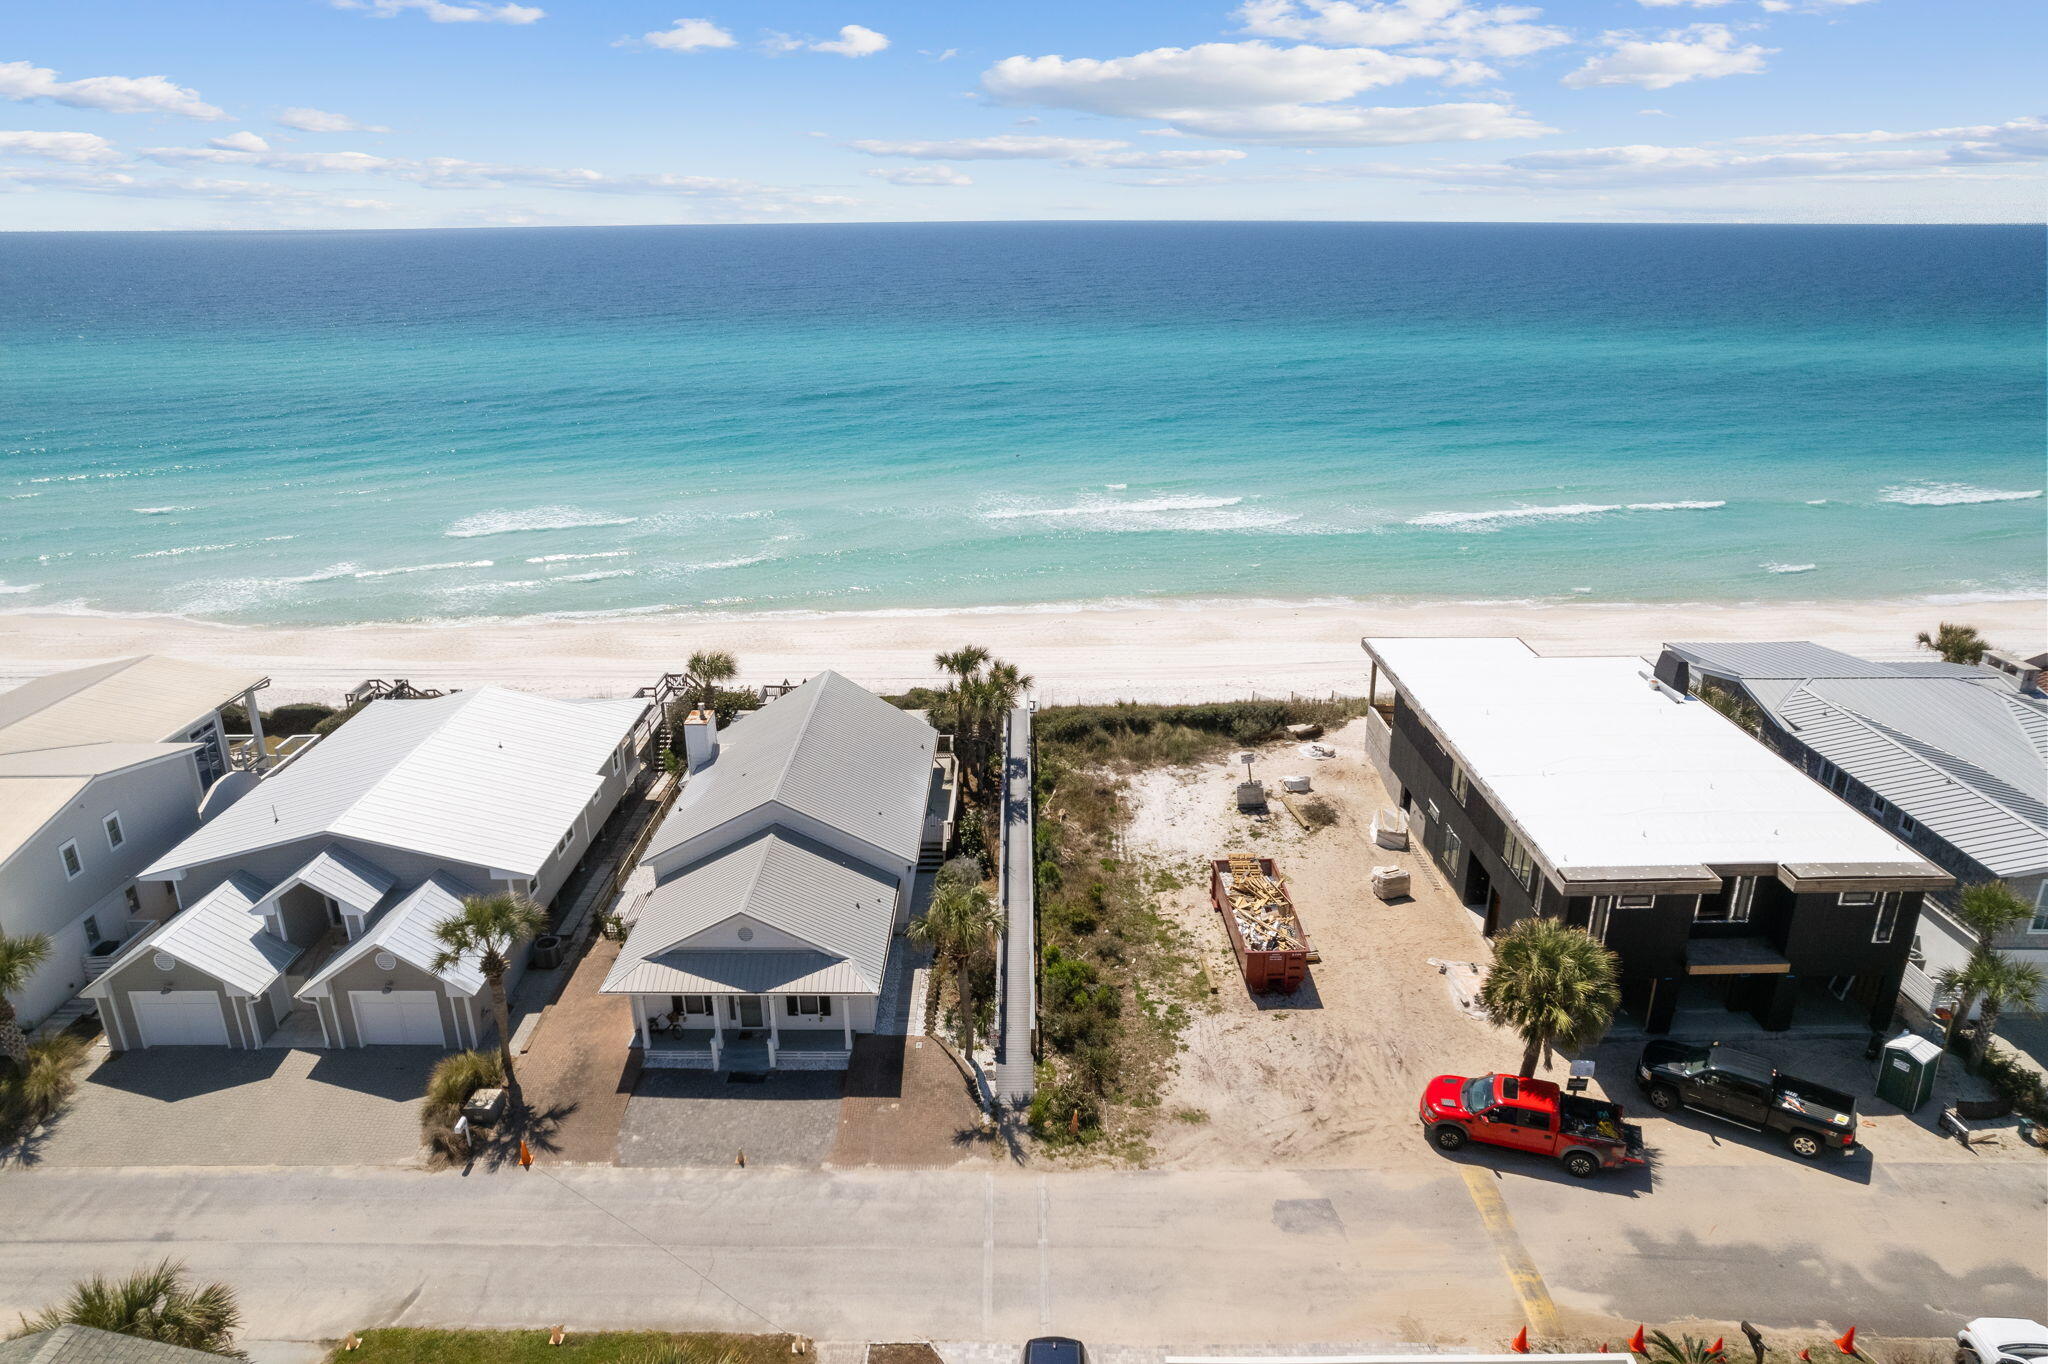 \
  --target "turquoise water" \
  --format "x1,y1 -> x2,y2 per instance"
2,223 -> 2041,626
